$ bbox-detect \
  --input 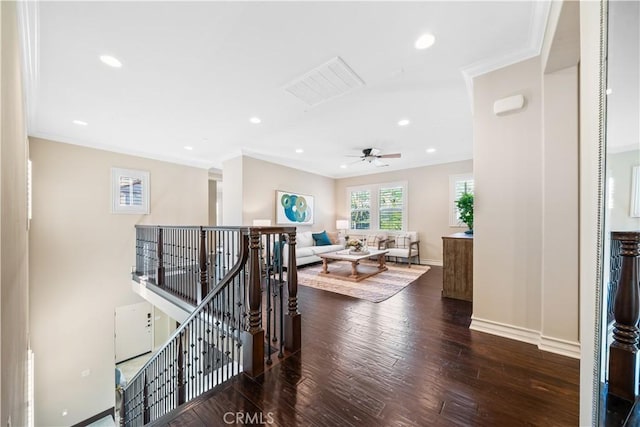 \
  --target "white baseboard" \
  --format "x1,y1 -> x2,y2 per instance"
422,258 -> 443,267
470,317 -> 580,358
539,335 -> 581,359
470,317 -> 540,345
